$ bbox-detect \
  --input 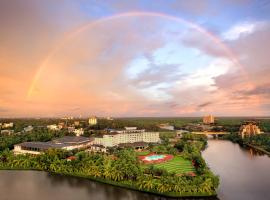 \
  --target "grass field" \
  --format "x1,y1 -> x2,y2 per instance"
152,156 -> 195,174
